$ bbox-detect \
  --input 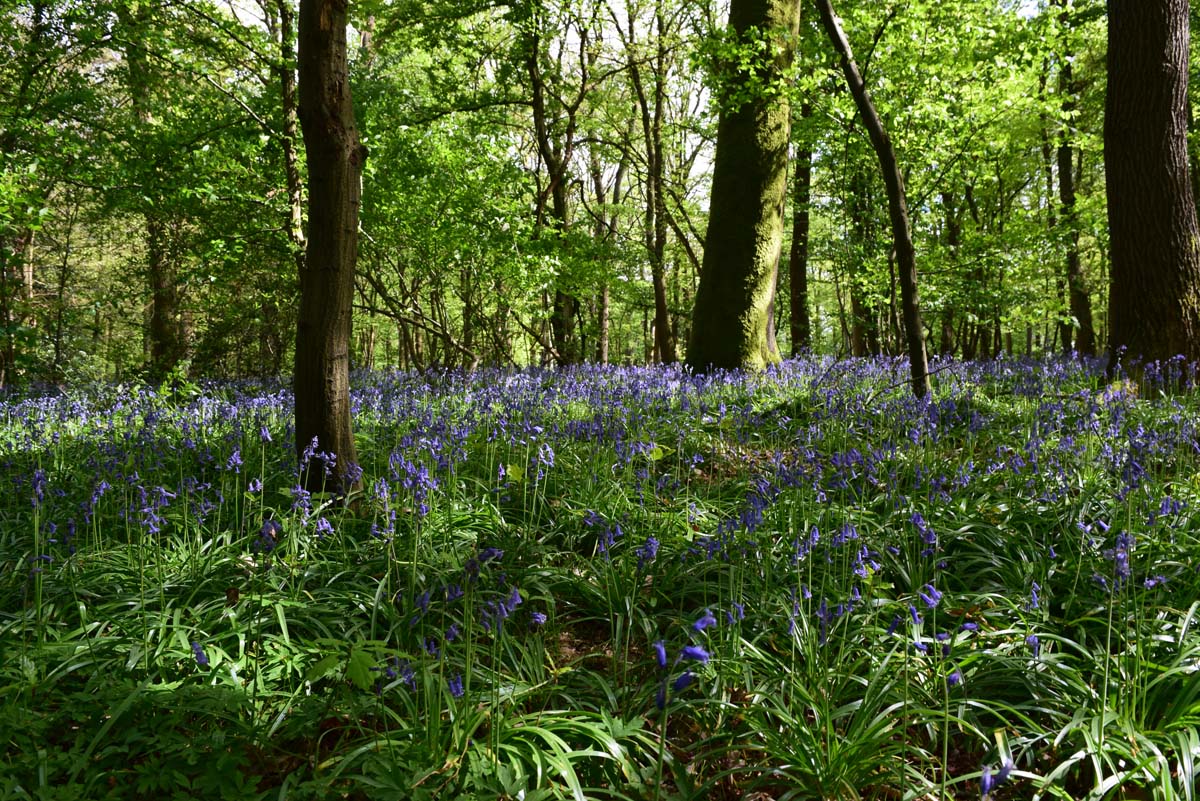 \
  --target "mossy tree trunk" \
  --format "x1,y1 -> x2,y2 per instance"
687,0 -> 800,372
